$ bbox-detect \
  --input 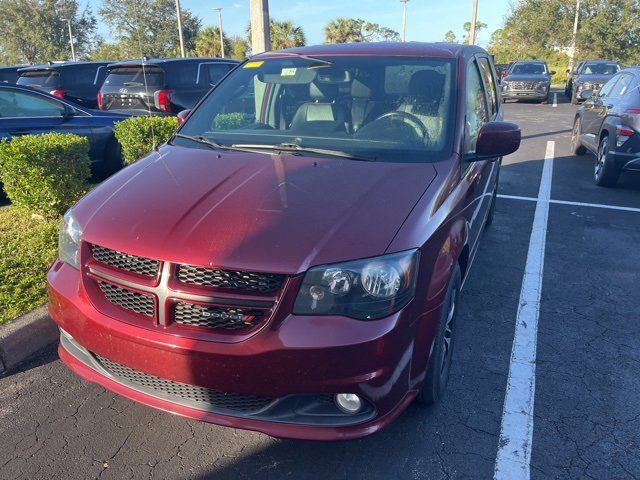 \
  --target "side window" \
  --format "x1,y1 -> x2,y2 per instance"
172,63 -> 199,87
201,64 -> 233,86
0,90 -> 65,117
465,61 -> 489,154
598,74 -> 621,98
477,57 -> 498,116
609,74 -> 632,98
